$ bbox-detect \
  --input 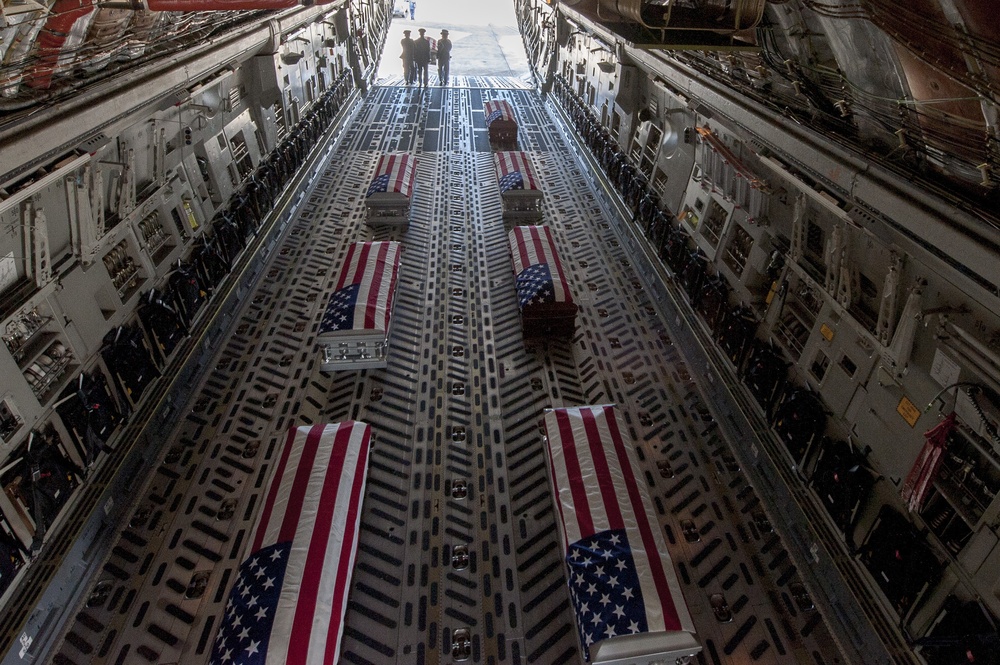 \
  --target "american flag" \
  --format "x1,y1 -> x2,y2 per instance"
566,529 -> 647,655
319,241 -> 401,335
515,263 -> 554,308
901,412 -> 955,512
508,226 -> 573,307
484,99 -> 515,126
366,153 -> 415,198
210,422 -> 372,665
543,405 -> 698,661
494,151 -> 540,193
320,284 -> 361,332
